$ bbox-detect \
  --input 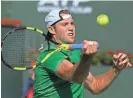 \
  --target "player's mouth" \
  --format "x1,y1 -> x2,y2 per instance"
68,33 -> 75,37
